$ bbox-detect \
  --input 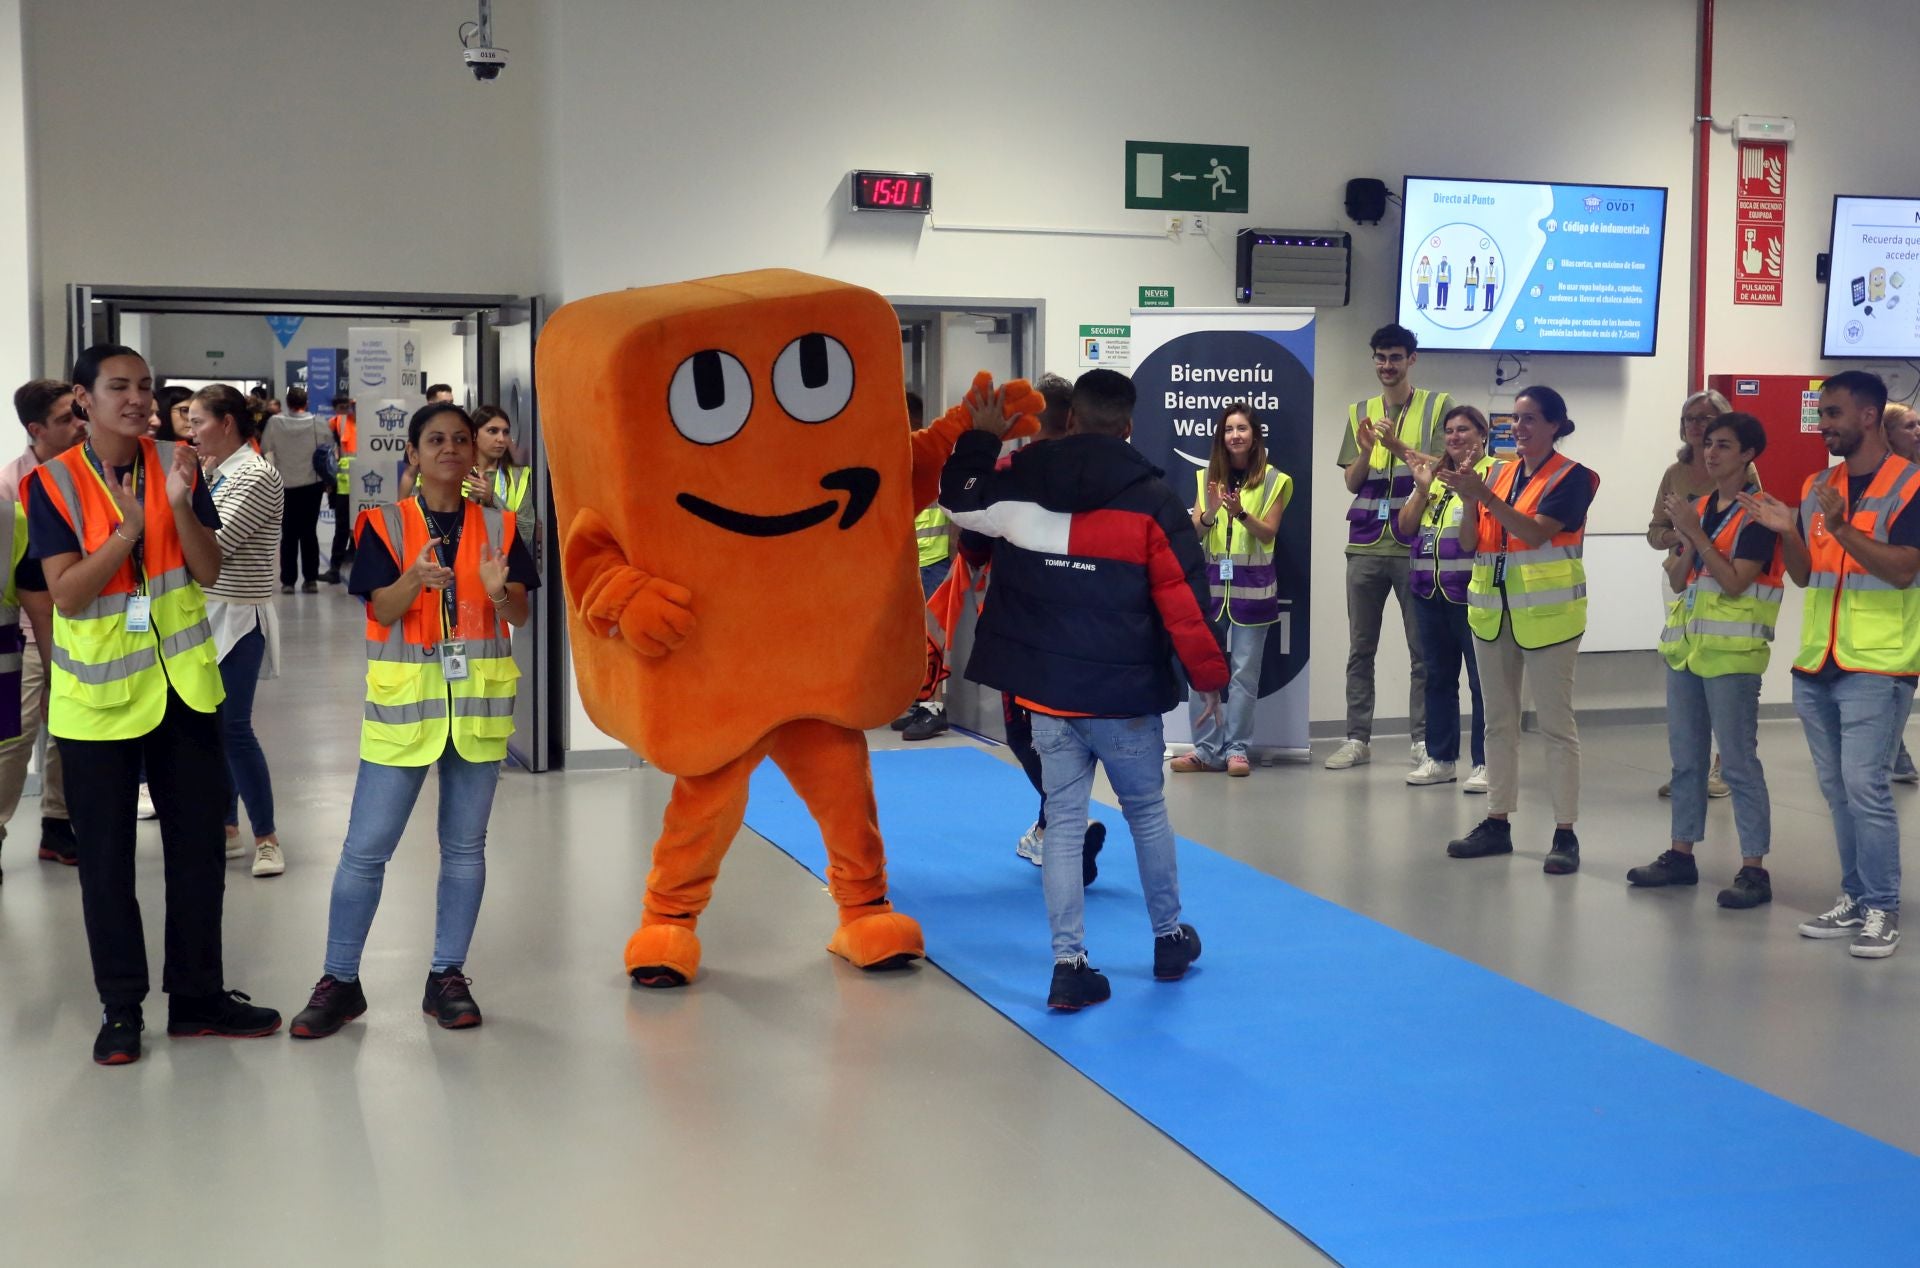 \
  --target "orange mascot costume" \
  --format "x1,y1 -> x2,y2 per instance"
538,269 -> 1040,986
